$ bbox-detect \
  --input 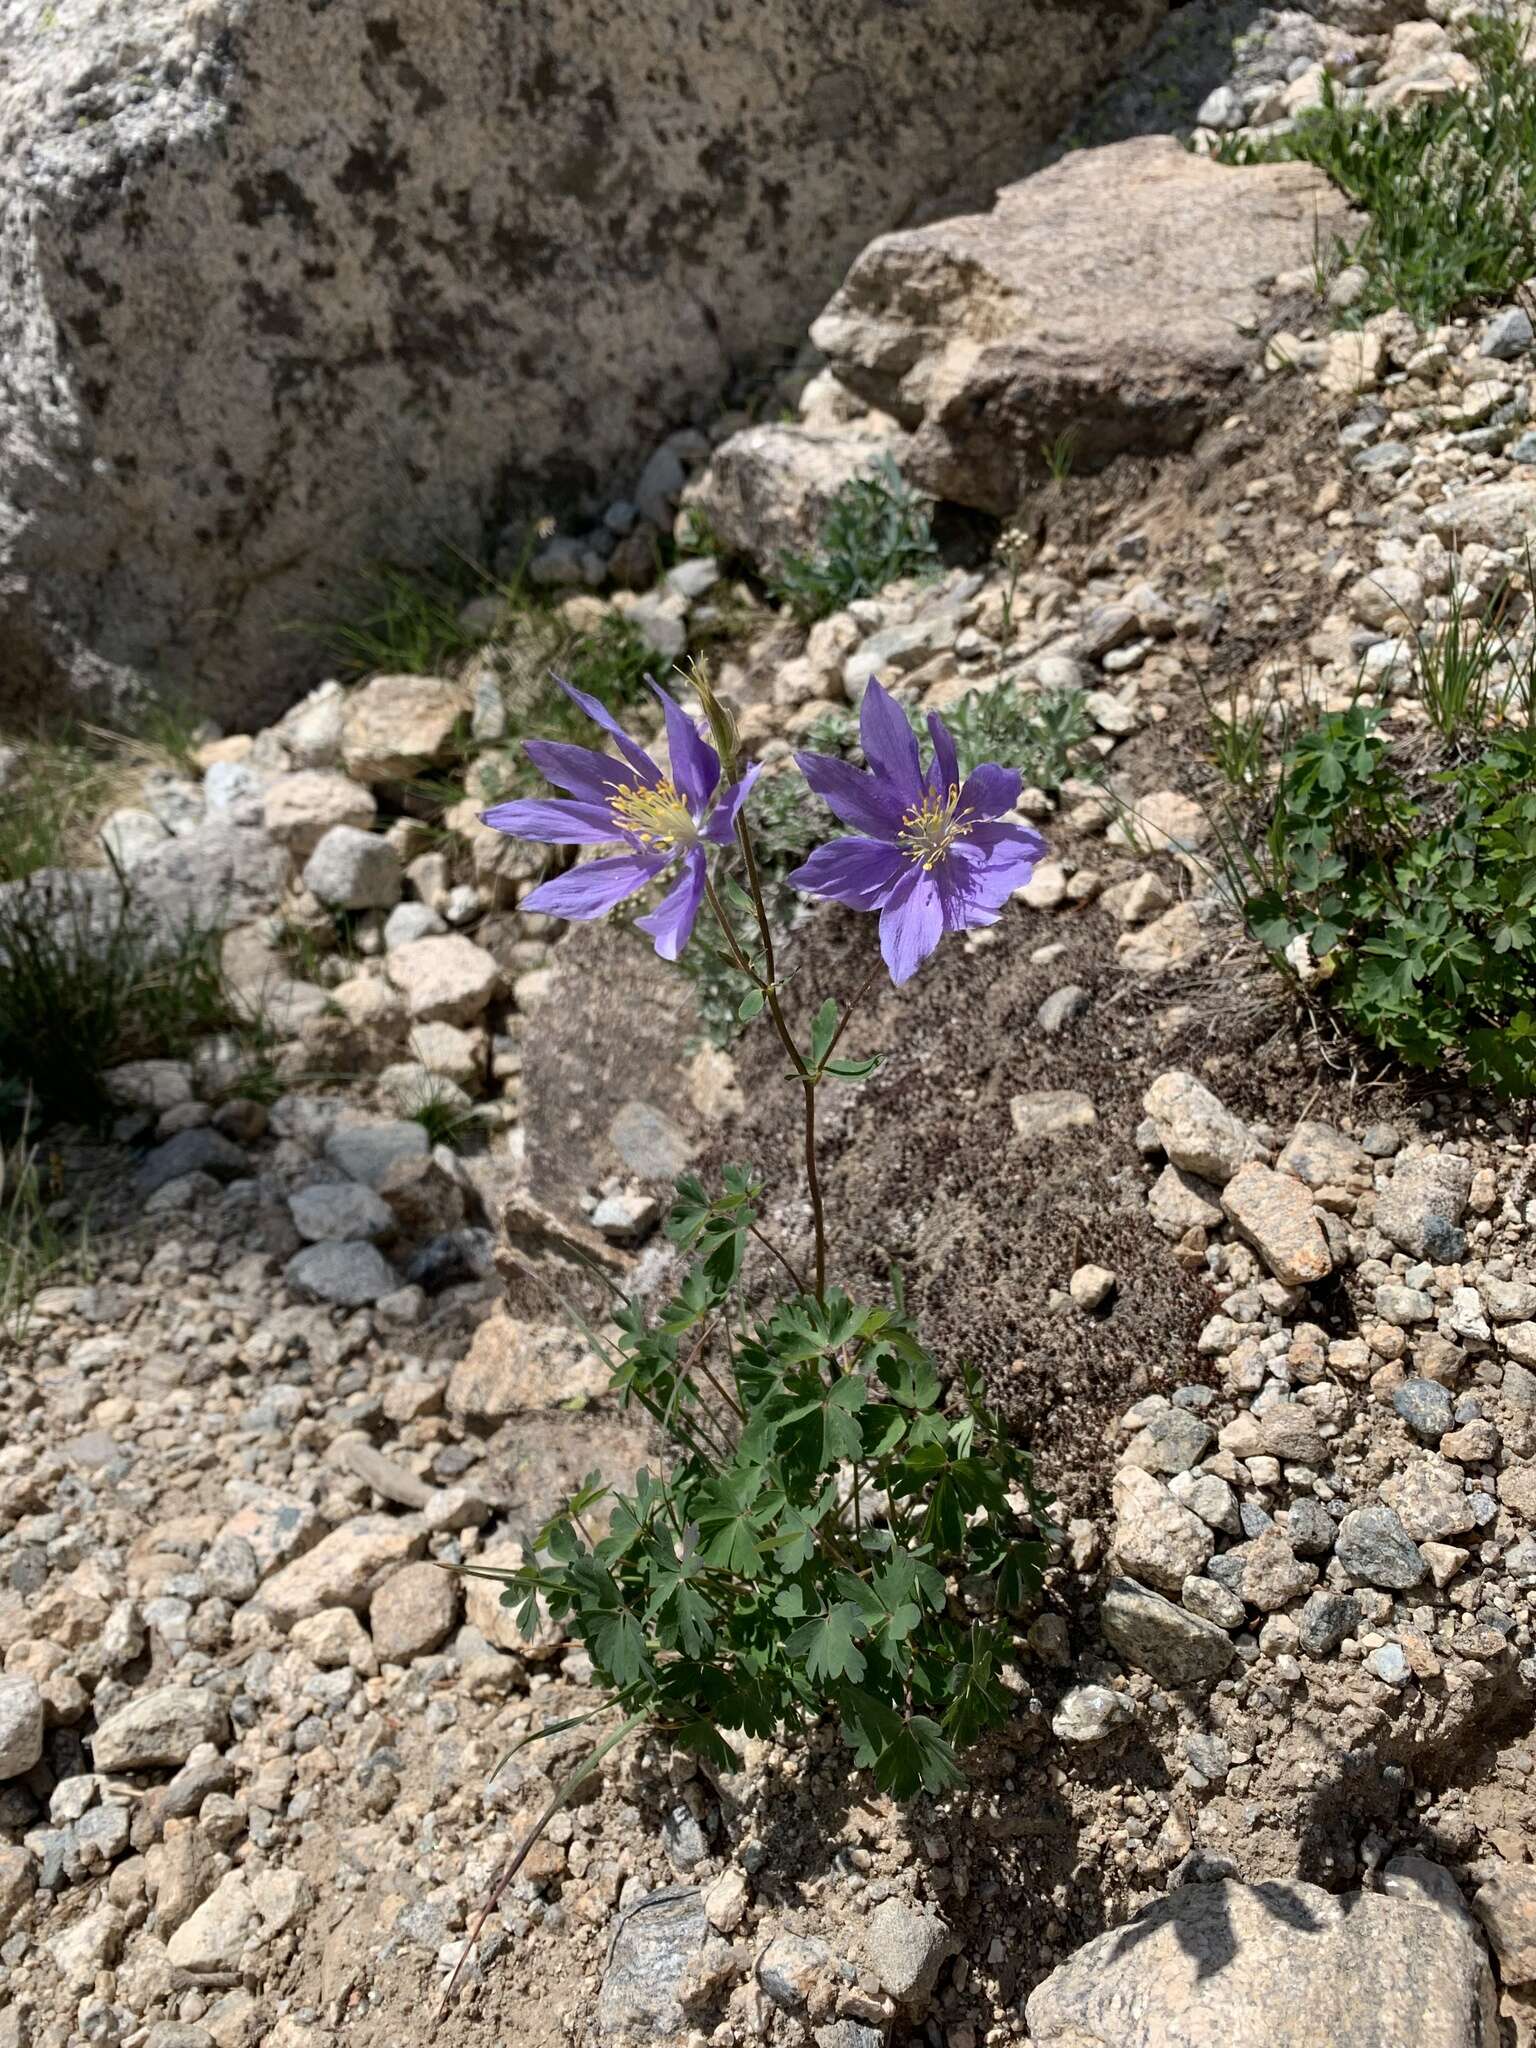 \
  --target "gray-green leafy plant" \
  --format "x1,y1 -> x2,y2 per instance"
769,457 -> 939,622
